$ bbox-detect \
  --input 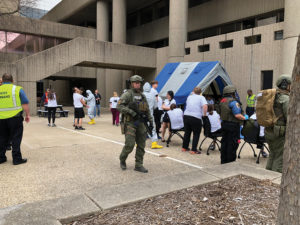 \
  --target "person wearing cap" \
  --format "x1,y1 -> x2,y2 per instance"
265,74 -> 291,173
219,85 -> 248,164
0,73 -> 30,165
117,75 -> 154,173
